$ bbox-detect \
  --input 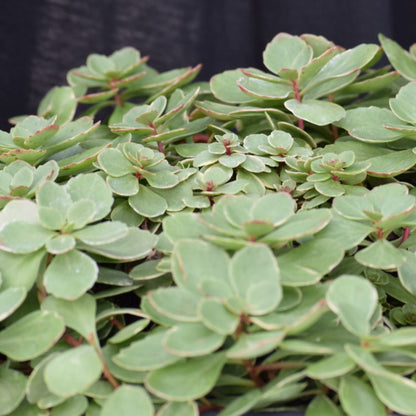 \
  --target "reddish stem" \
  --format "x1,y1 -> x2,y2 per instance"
199,404 -> 223,413
88,334 -> 120,389
63,332 -> 83,347
291,80 -> 304,130
399,226 -> 410,247
110,318 -> 125,330
193,134 -> 210,143
243,359 -> 264,387
377,228 -> 384,239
